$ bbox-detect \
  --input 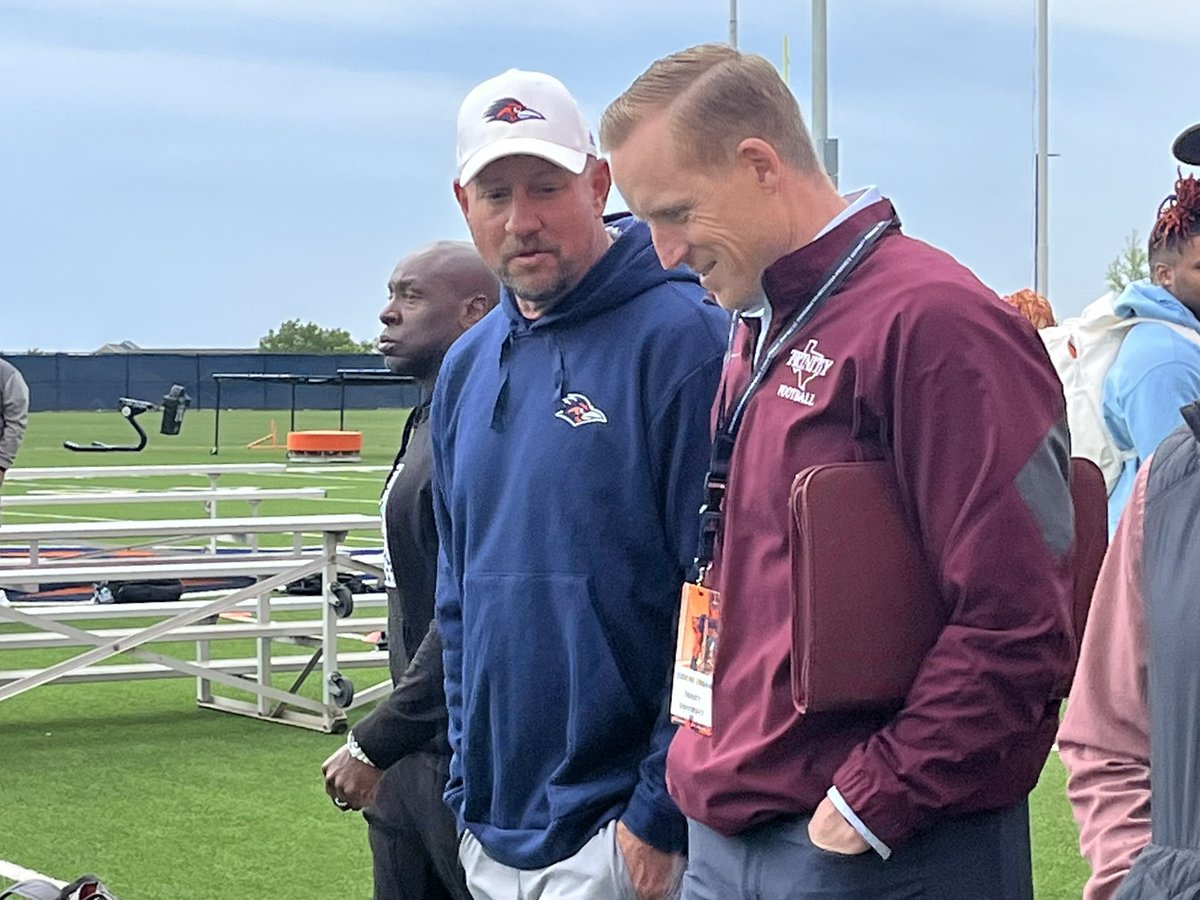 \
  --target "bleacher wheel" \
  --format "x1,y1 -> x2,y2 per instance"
329,582 -> 354,618
328,672 -> 355,708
